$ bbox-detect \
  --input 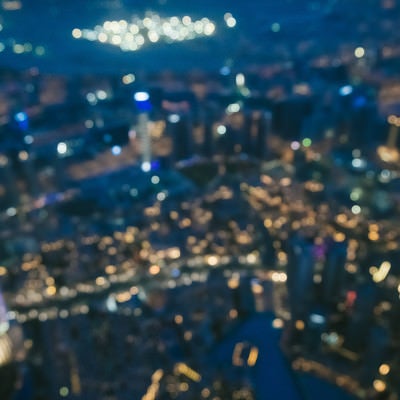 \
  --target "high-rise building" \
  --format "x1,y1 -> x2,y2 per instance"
344,282 -> 377,353
0,288 -> 25,400
0,289 -> 9,334
286,233 -> 315,321
18,150 -> 40,197
134,92 -> 152,171
322,239 -> 348,305
0,154 -> 19,207
243,110 -> 271,159
167,114 -> 193,162
202,118 -> 214,158
272,98 -> 313,140
0,289 -> 13,368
